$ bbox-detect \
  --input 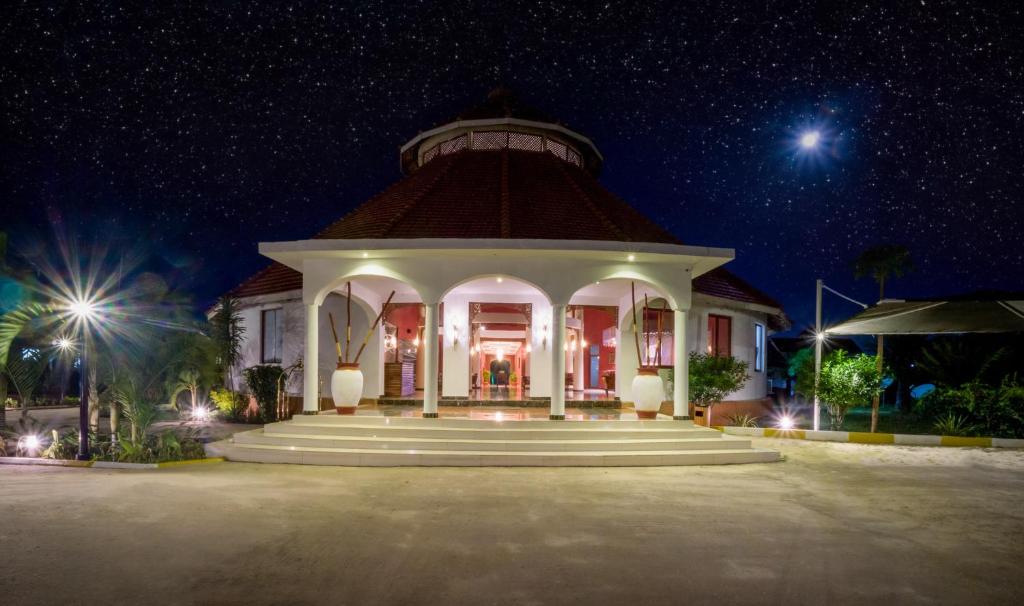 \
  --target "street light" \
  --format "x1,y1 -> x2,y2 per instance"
67,296 -> 99,461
